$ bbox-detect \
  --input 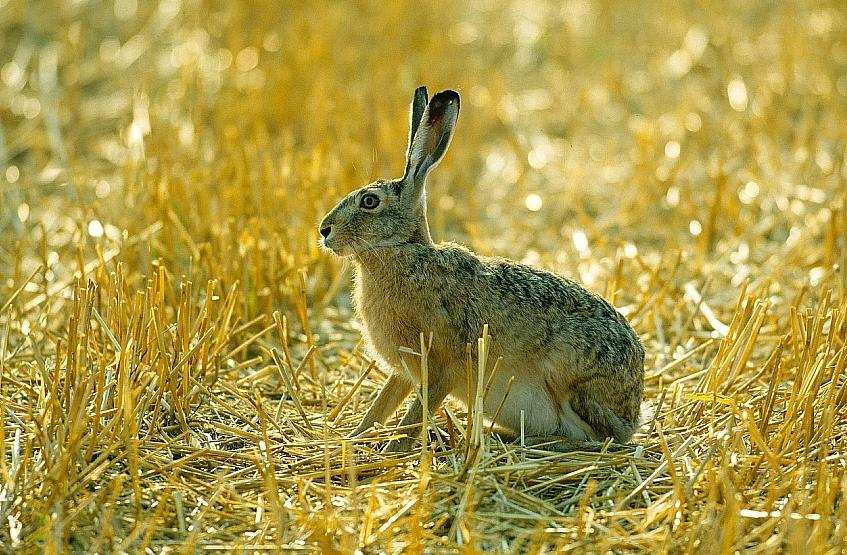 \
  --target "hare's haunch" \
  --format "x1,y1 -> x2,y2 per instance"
319,87 -> 645,452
